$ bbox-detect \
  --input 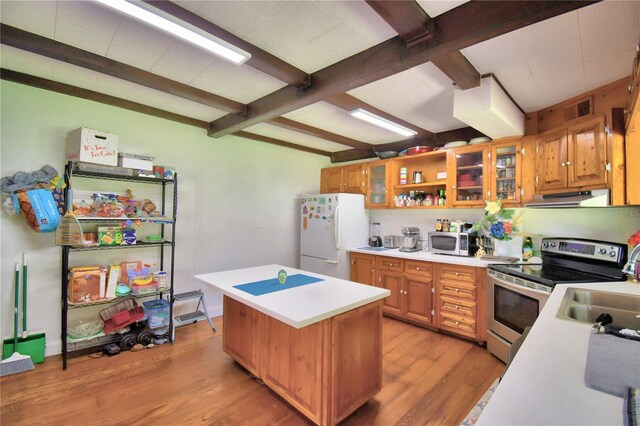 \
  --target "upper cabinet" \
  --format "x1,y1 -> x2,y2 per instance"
364,159 -> 394,209
448,145 -> 490,207
536,115 -> 607,193
626,99 -> 640,205
392,151 -> 448,208
320,164 -> 364,194
490,138 -> 523,205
